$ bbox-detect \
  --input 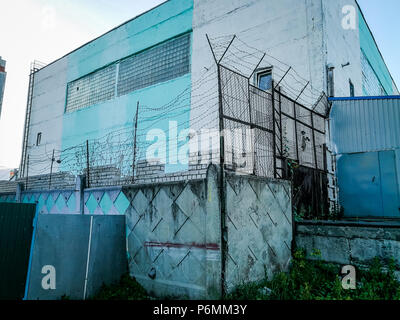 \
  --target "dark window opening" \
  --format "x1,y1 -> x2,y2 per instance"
36,132 -> 42,146
349,80 -> 355,97
327,65 -> 335,97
